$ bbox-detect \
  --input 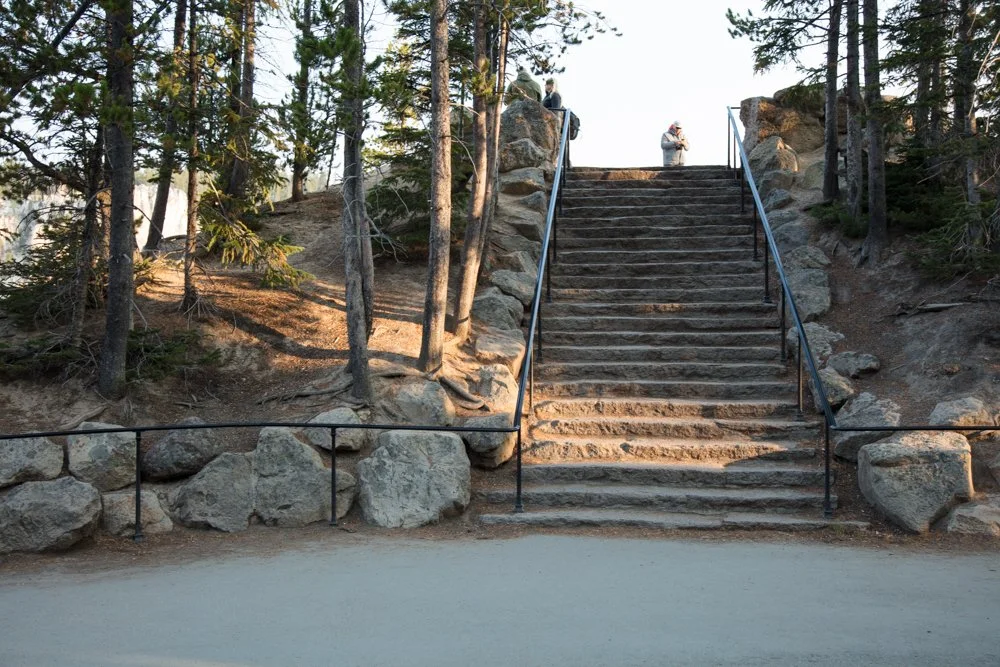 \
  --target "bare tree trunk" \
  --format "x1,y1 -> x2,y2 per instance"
145,0 -> 187,254
823,0 -> 843,202
182,0 -> 200,311
927,0 -> 948,181
451,2 -> 490,342
845,0 -> 863,221
341,0 -> 371,400
227,0 -> 255,200
98,0 -> 136,399
417,0 -> 452,374
860,0 -> 888,263
291,0 -> 312,202
476,14 -> 508,276
955,0 -> 981,205
69,127 -> 104,348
